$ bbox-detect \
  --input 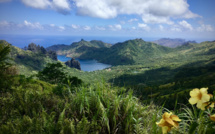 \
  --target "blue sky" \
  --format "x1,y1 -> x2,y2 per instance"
0,0 -> 214,40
